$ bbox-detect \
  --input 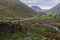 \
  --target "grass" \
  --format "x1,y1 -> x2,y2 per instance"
2,32 -> 26,40
30,29 -> 46,40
